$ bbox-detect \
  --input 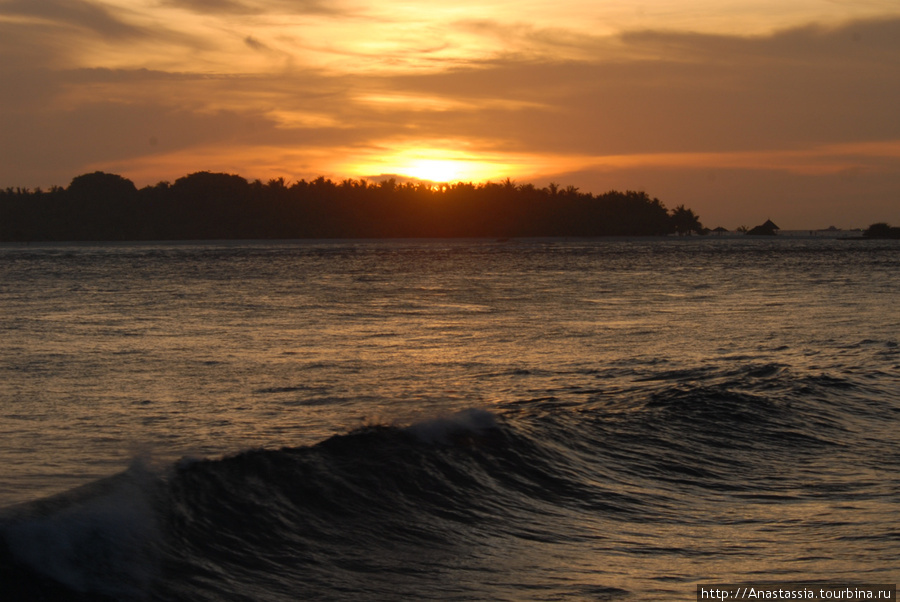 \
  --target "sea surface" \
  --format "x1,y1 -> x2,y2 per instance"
0,237 -> 898,600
